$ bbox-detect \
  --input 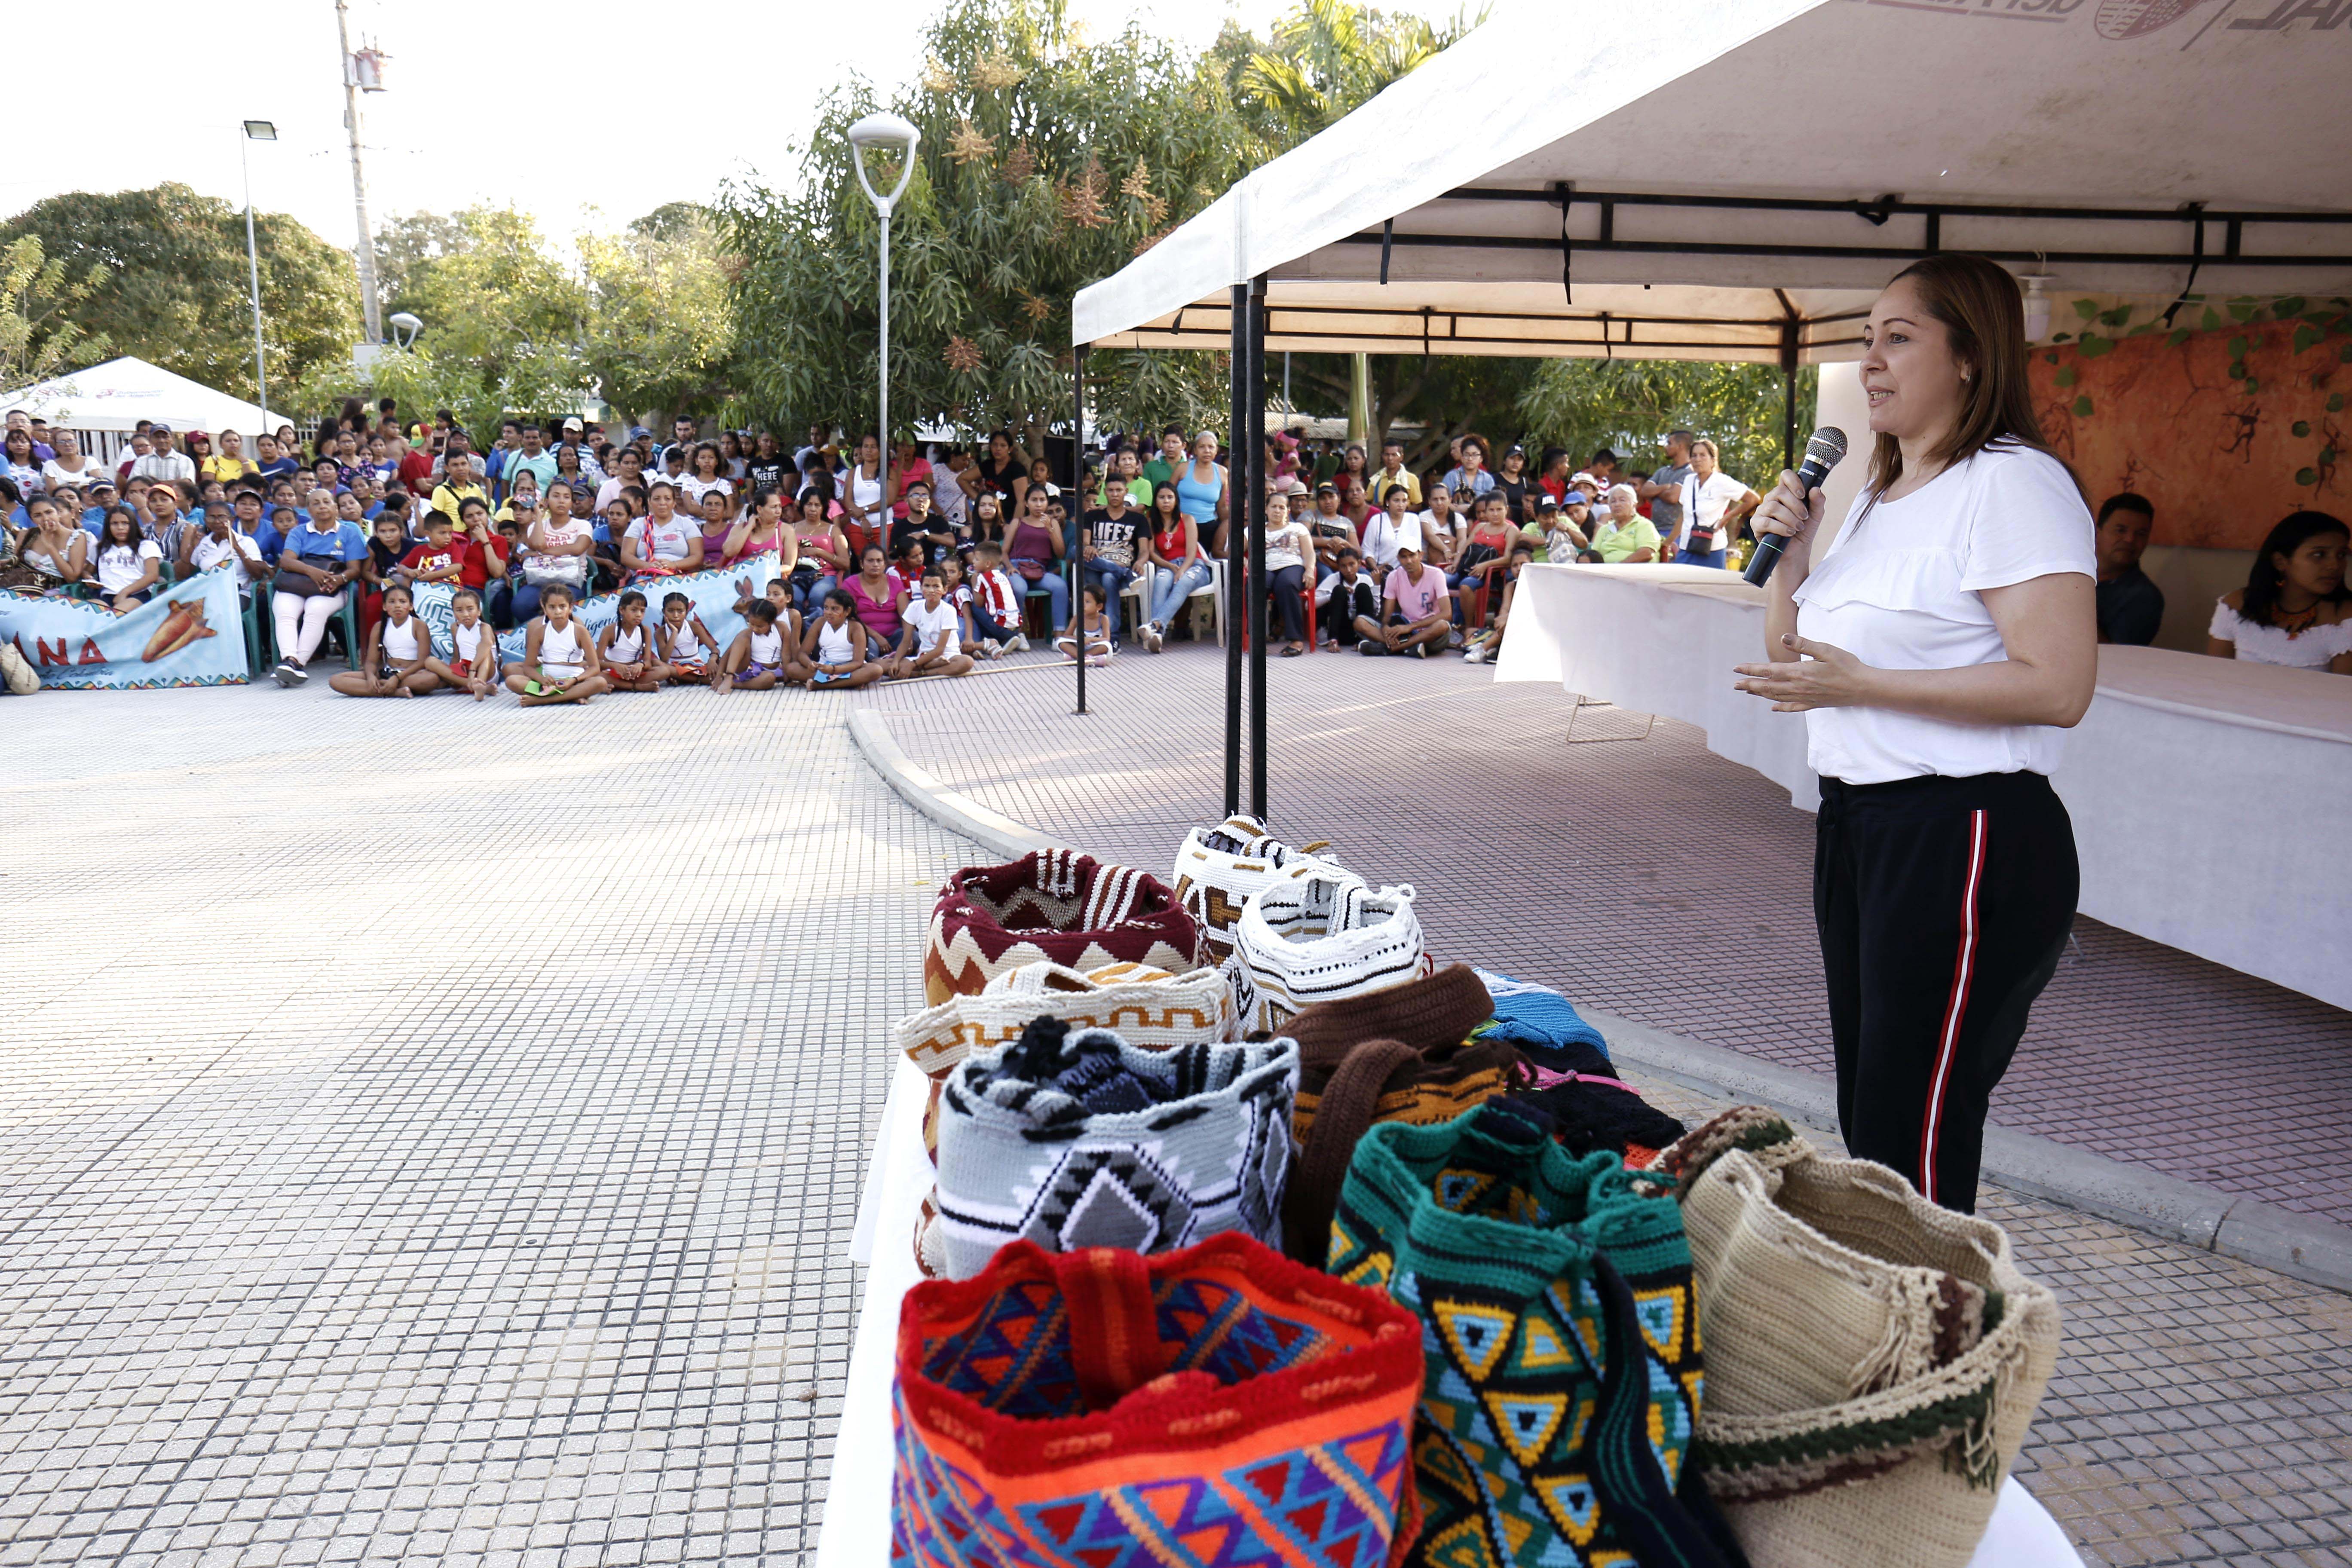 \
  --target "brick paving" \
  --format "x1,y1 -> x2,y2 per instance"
2,678 -> 2346,1568
858,642 -> 2352,1224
